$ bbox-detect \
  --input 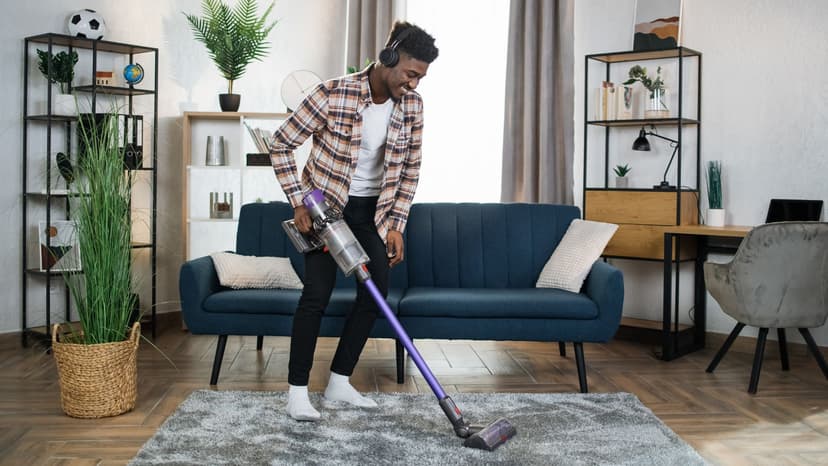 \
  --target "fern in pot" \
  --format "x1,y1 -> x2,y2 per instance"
184,0 -> 278,111
51,107 -> 141,418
